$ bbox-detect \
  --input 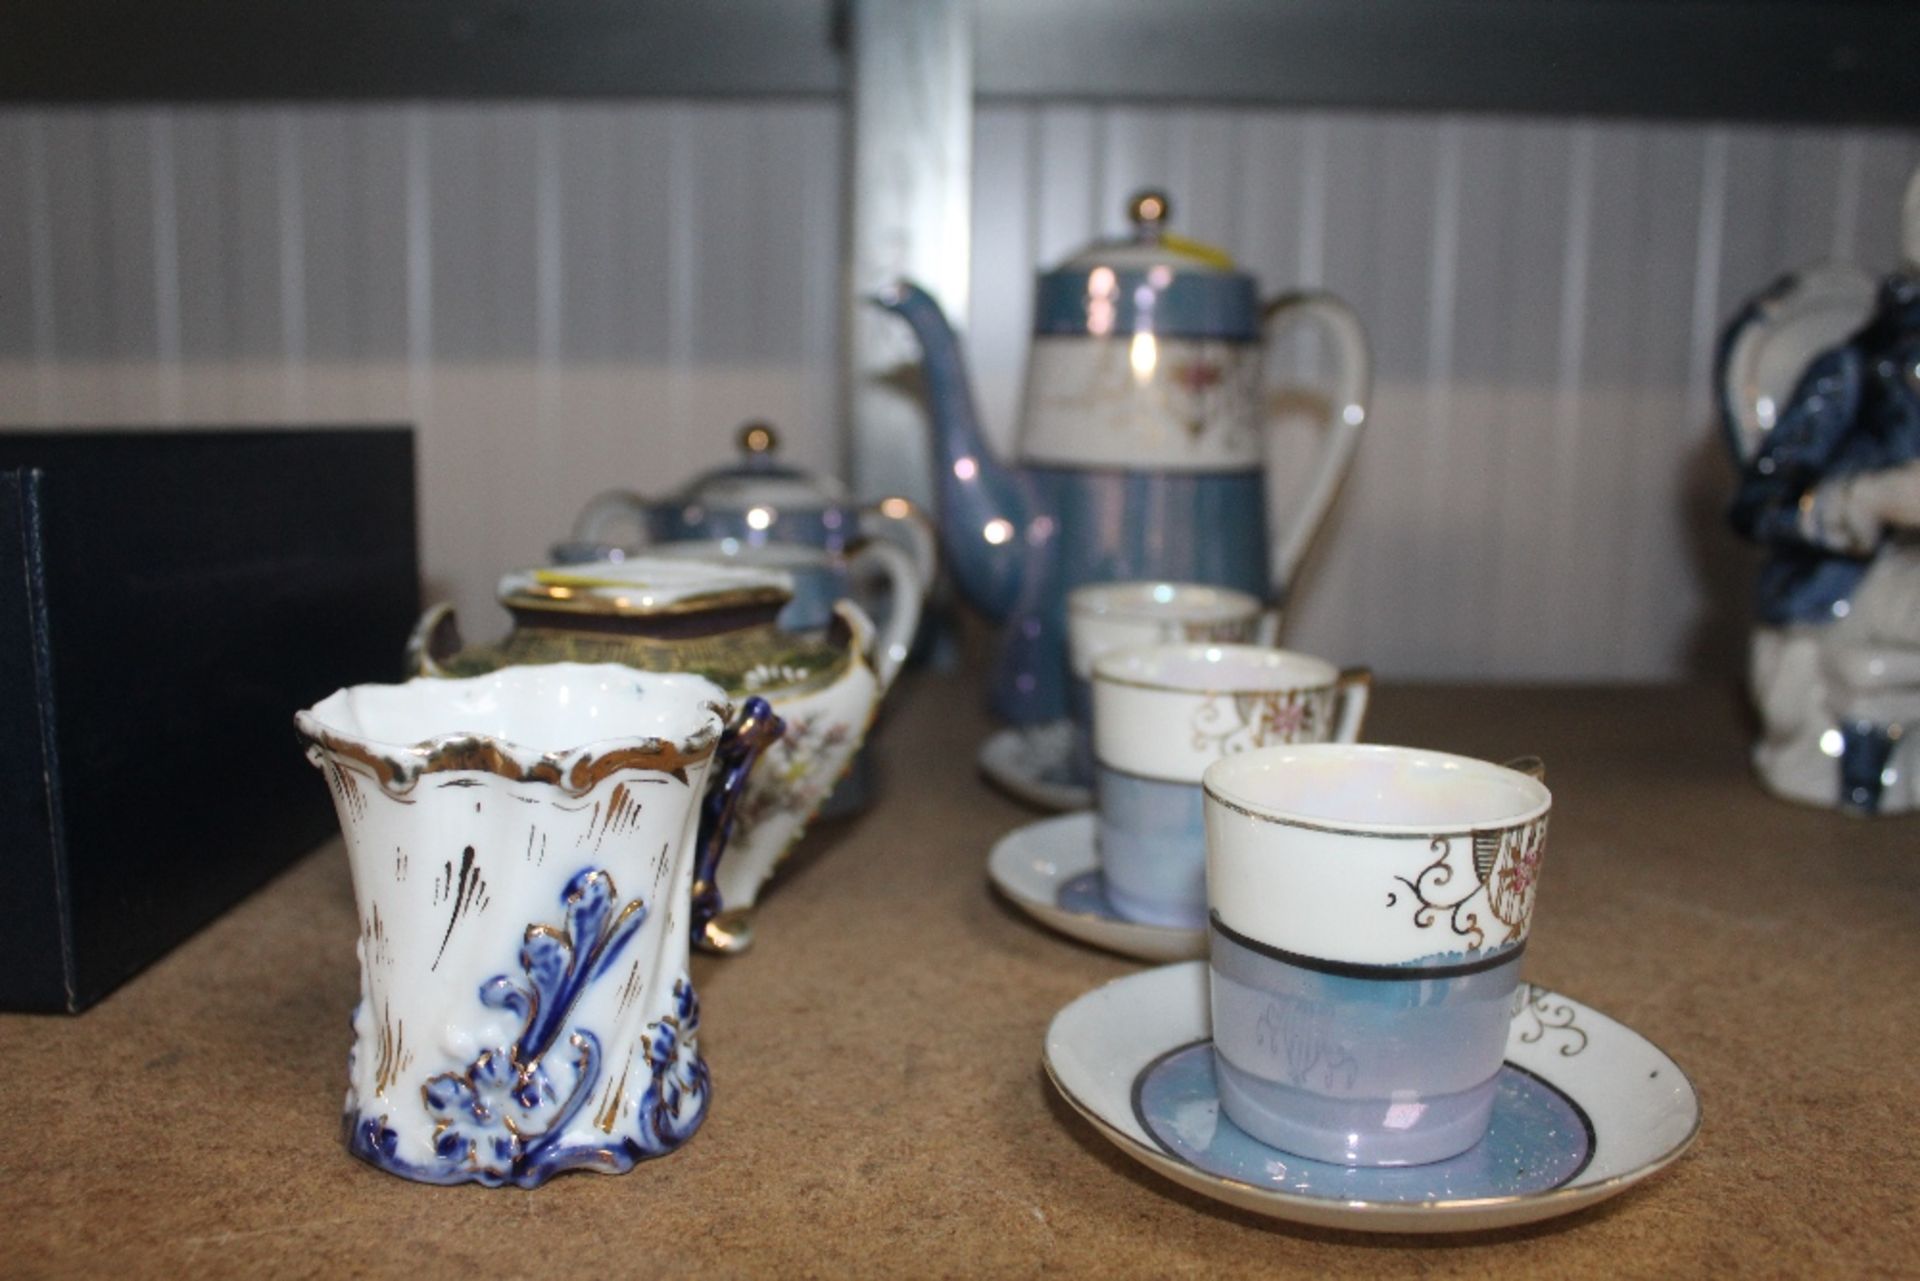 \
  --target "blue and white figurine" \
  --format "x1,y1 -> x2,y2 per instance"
875,190 -> 1372,725
1720,171 -> 1920,815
